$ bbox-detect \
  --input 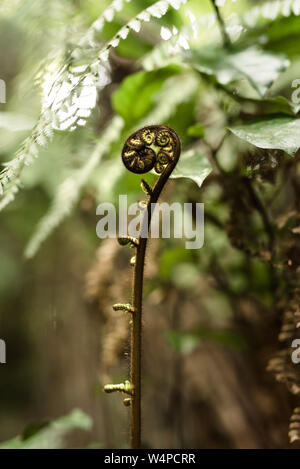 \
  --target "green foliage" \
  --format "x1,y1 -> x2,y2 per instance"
24,116 -> 124,258
0,0 -> 188,209
241,3 -> 300,58
187,46 -> 289,98
112,65 -> 182,127
228,95 -> 296,117
0,409 -> 92,449
171,150 -> 212,188
2,0 -> 300,447
228,117 -> 300,156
